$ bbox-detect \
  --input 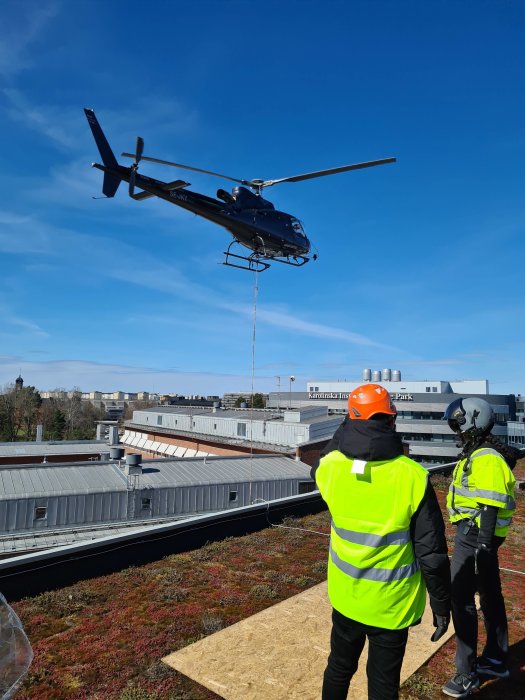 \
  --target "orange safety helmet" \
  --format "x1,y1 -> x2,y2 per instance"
348,383 -> 397,420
